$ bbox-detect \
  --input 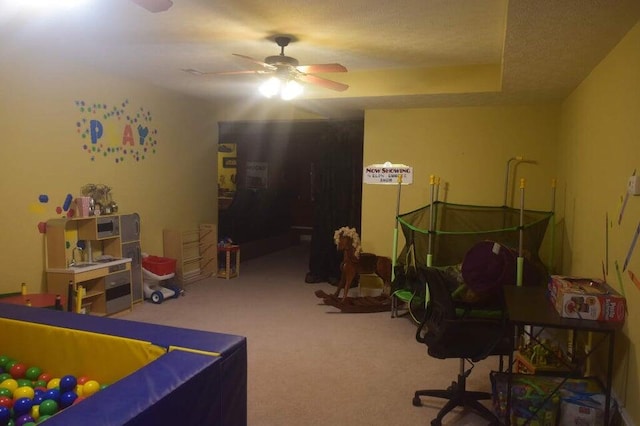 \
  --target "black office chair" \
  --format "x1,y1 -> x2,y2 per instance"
412,267 -> 512,426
